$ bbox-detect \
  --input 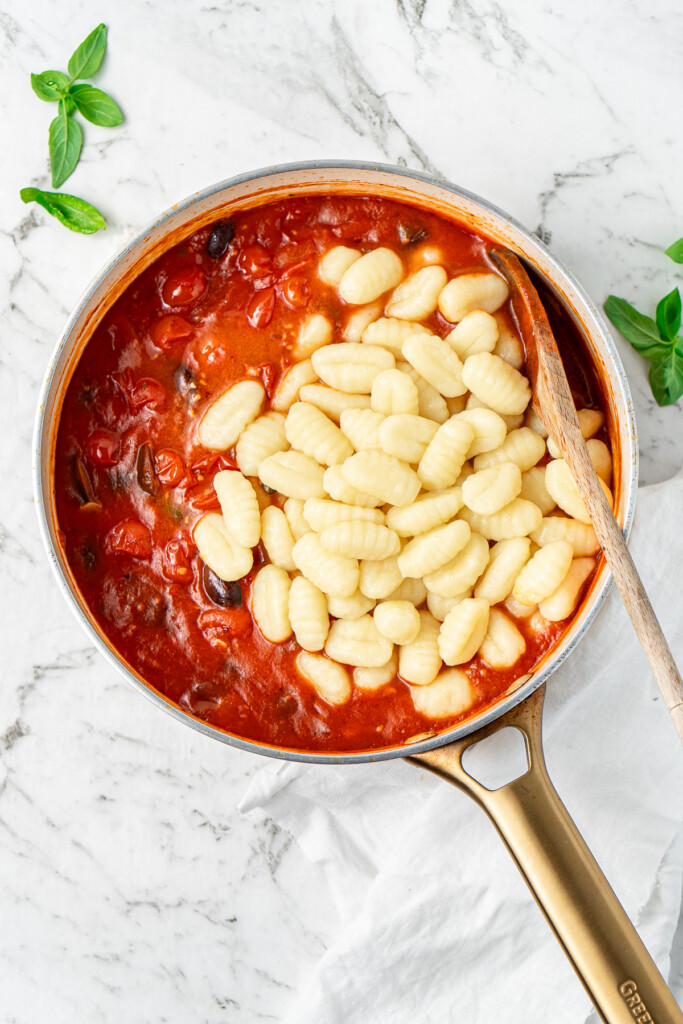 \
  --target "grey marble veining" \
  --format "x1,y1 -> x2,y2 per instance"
1,0 -> 683,1020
